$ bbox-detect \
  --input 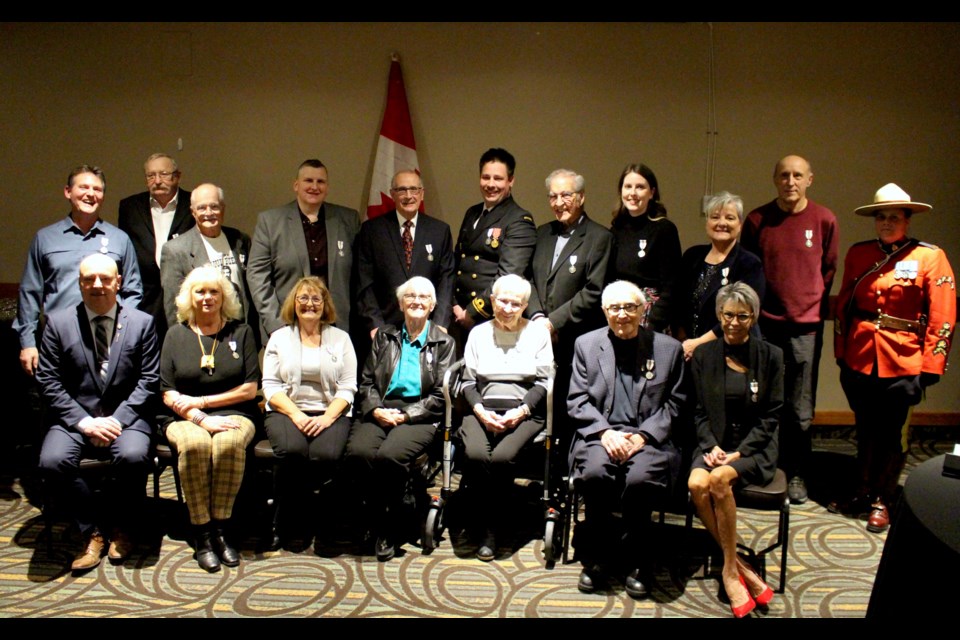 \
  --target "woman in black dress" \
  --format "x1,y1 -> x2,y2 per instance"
676,191 -> 765,360
160,266 -> 261,573
609,163 -> 681,332
687,282 -> 782,617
